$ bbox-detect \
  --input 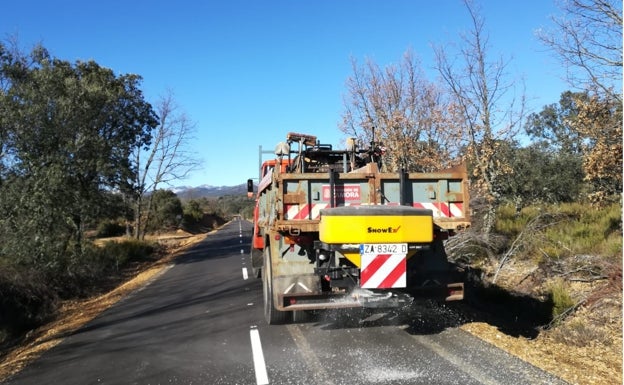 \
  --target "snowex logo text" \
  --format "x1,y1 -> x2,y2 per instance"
367,226 -> 401,234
